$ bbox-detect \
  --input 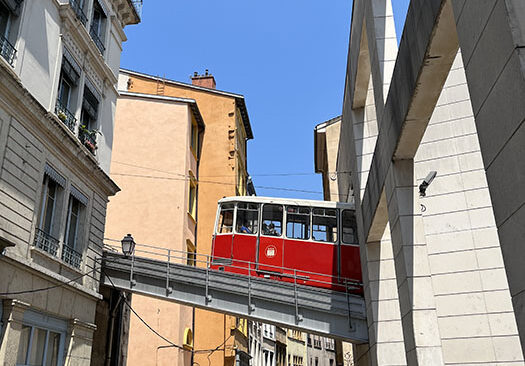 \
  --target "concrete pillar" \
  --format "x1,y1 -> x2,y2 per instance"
64,319 -> 96,366
385,160 -> 444,365
0,299 -> 30,366
365,0 -> 398,124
